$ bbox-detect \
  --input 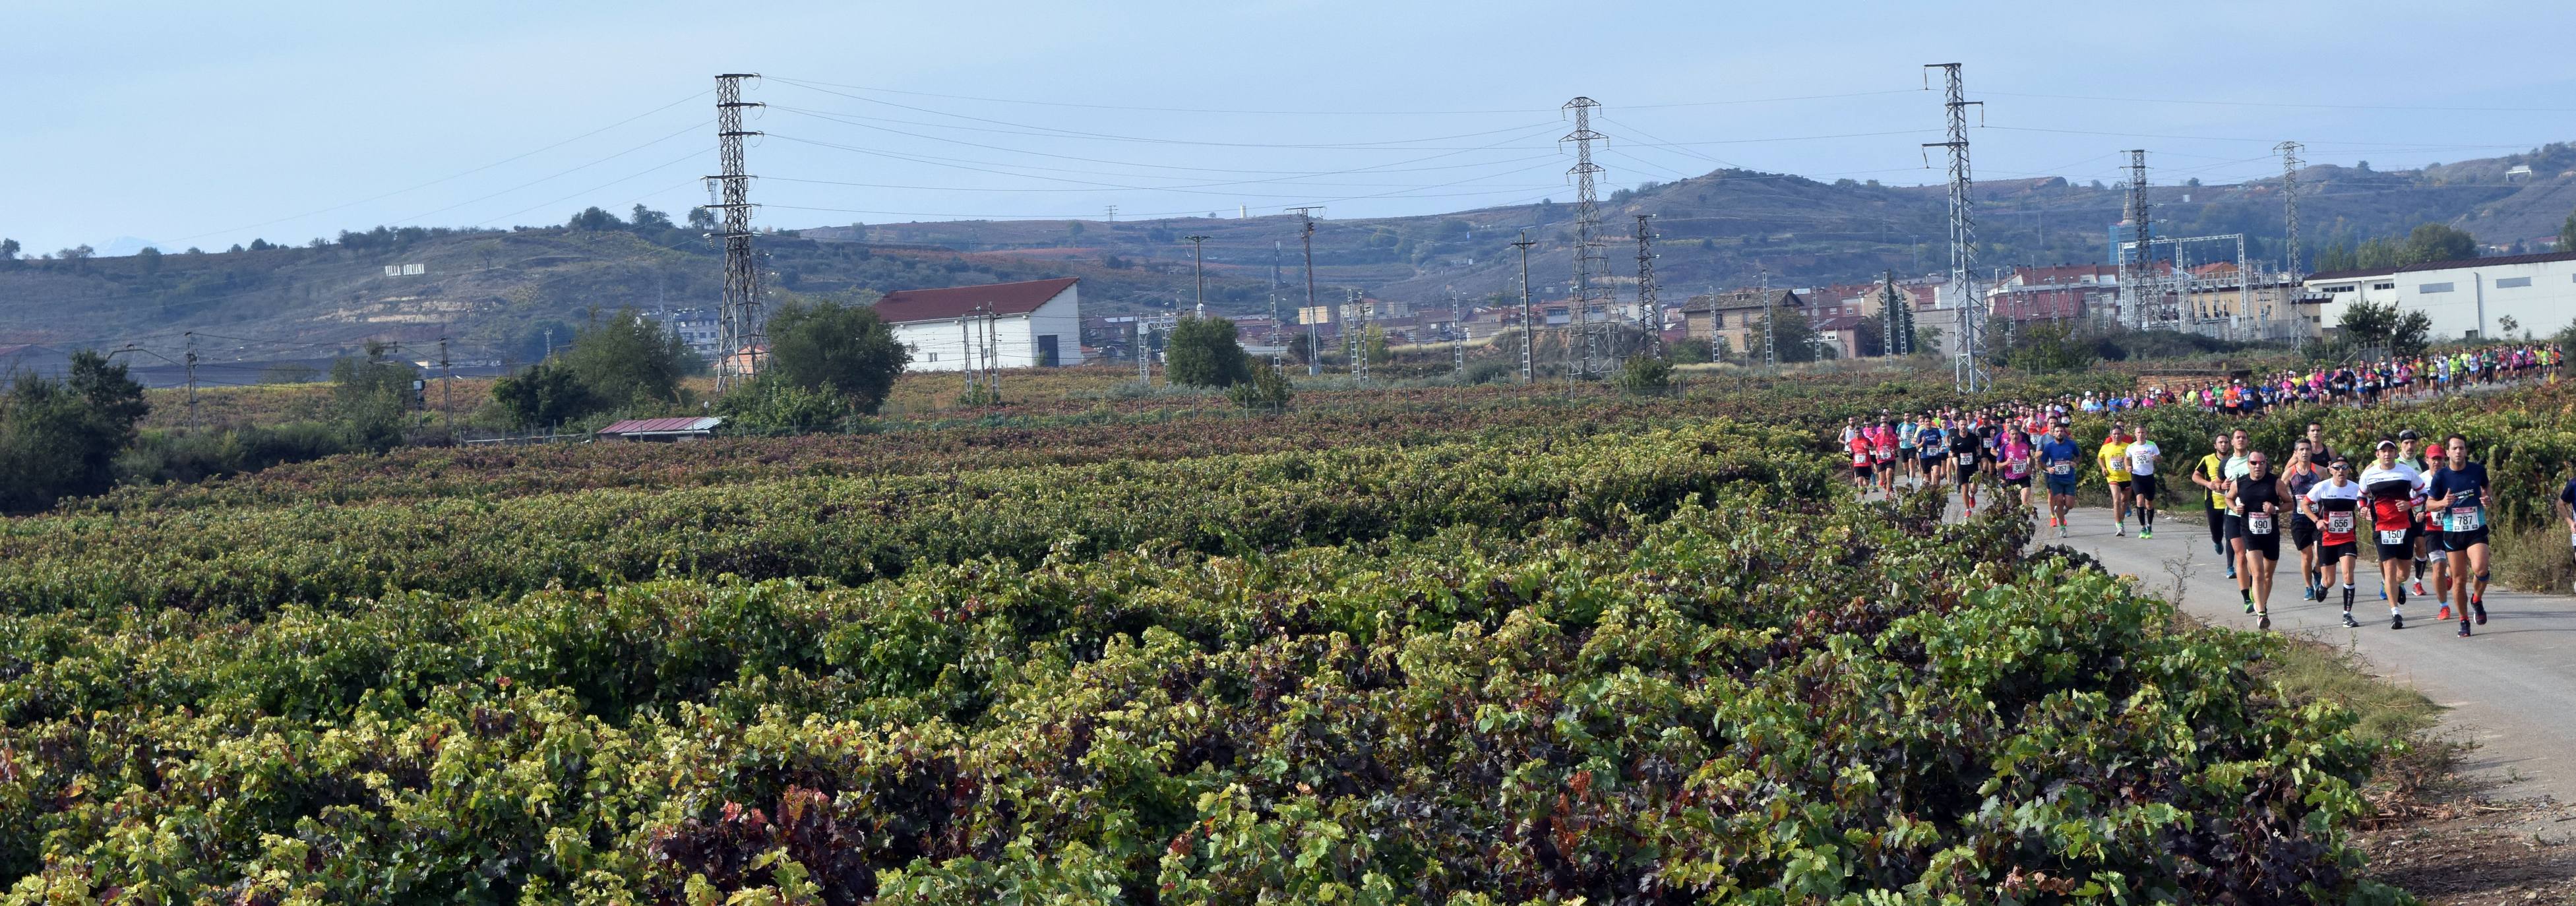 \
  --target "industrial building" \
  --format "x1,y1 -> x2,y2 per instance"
2302,251 -> 2576,342
874,277 -> 1084,371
